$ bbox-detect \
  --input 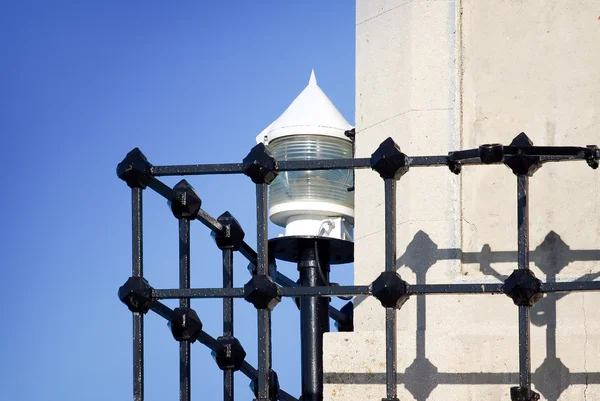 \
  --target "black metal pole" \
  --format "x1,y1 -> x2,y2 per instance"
298,240 -> 330,401
179,218 -> 191,401
383,178 -> 398,400
256,183 -> 272,400
132,188 -> 144,401
223,247 -> 234,401
517,174 -> 532,393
